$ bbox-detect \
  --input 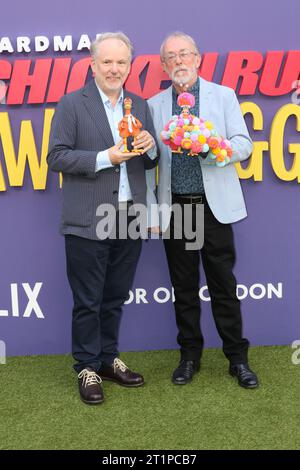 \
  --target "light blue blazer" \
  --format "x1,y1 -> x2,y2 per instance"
146,77 -> 253,231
